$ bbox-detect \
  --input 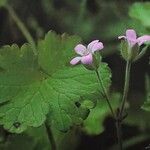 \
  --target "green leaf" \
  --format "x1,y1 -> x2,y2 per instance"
129,2 -> 150,27
0,32 -> 111,133
0,44 -> 41,103
45,64 -> 111,132
0,44 -> 49,133
83,93 -> 120,135
38,31 -> 81,74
